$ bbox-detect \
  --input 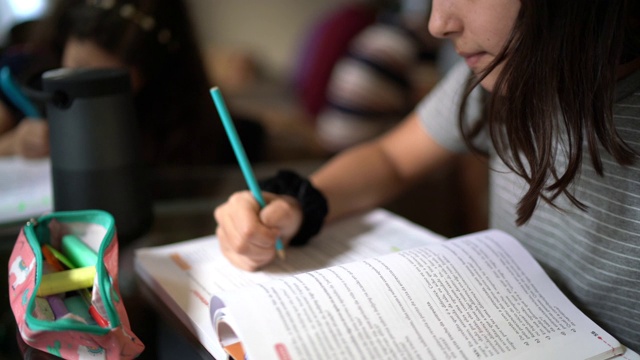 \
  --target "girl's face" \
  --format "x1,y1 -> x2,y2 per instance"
61,37 -> 143,92
428,0 -> 521,91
